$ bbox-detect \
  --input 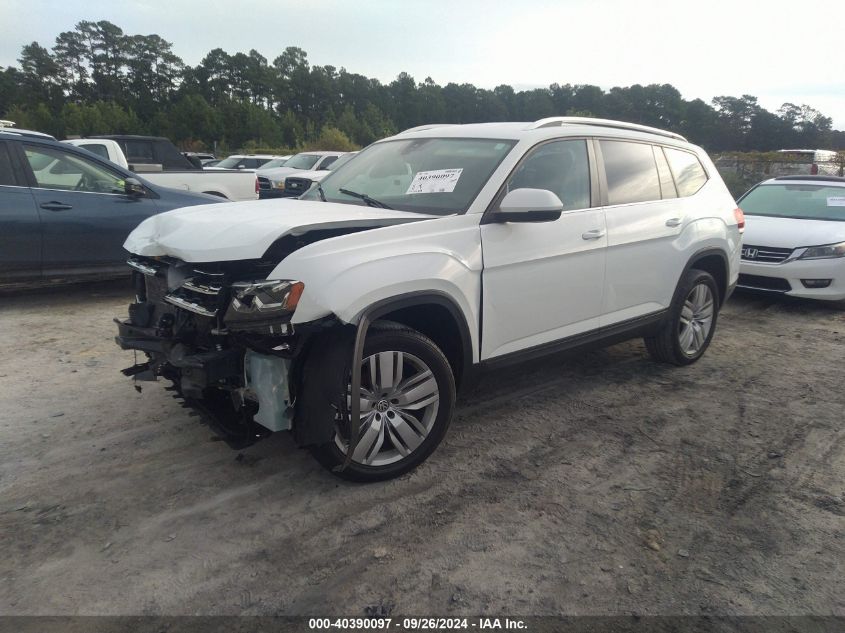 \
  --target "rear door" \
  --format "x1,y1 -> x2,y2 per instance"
21,142 -> 162,278
596,139 -> 687,325
0,140 -> 41,283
